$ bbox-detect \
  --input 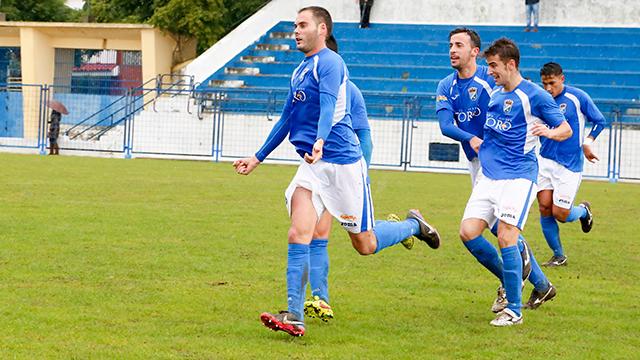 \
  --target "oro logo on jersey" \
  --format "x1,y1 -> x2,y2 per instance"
559,103 -> 567,114
454,107 -> 482,123
503,99 -> 514,113
486,116 -> 512,131
468,87 -> 478,101
294,90 -> 307,102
